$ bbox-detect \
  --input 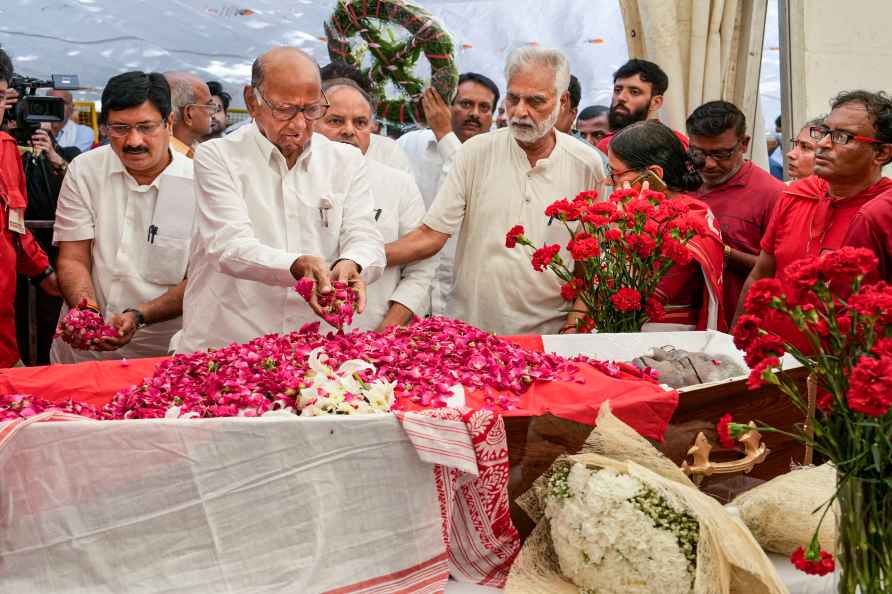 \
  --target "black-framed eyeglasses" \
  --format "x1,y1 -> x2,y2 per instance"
254,87 -> 329,121
103,120 -> 167,138
809,126 -> 883,146
688,139 -> 742,162
605,165 -> 638,186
